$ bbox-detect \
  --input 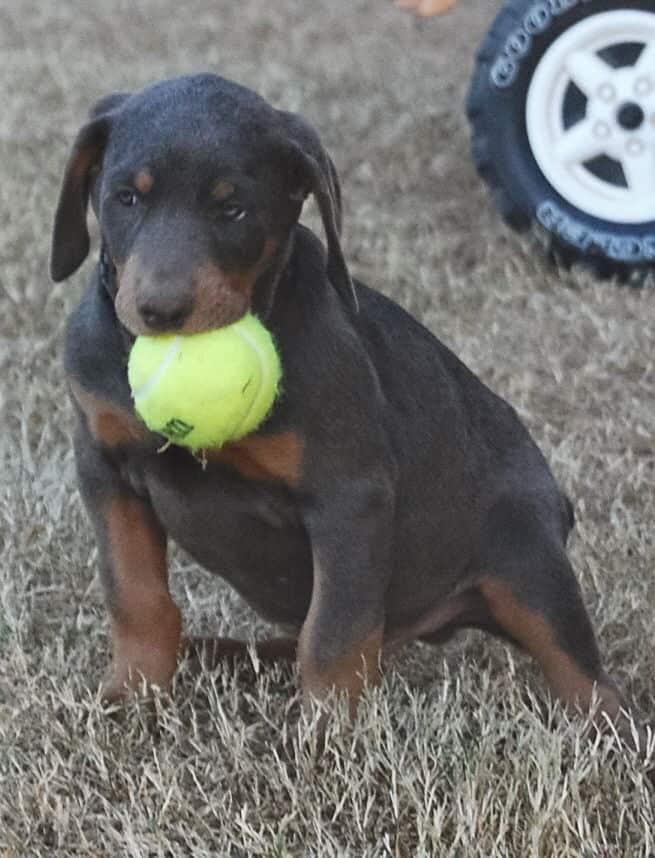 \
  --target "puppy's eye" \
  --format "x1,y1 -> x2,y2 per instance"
116,188 -> 138,207
222,204 -> 247,222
